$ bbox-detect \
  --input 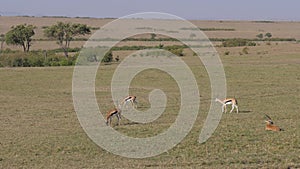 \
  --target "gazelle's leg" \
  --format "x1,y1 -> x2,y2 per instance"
117,114 -> 120,125
130,100 -> 134,108
235,105 -> 239,113
126,101 -> 129,109
230,104 -> 235,113
134,100 -> 138,108
222,104 -> 226,113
